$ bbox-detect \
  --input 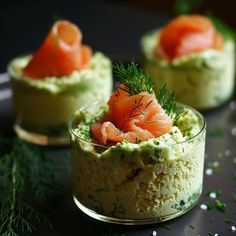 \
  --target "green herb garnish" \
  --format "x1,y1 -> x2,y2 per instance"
224,218 -> 235,225
215,199 -> 226,212
207,12 -> 236,40
156,85 -> 176,117
208,232 -> 214,236
207,189 -> 221,197
114,62 -> 176,117
160,223 -> 170,230
114,61 -> 153,96
205,202 -> 213,210
209,125 -> 224,137
174,0 -> 202,15
0,136 -> 66,236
